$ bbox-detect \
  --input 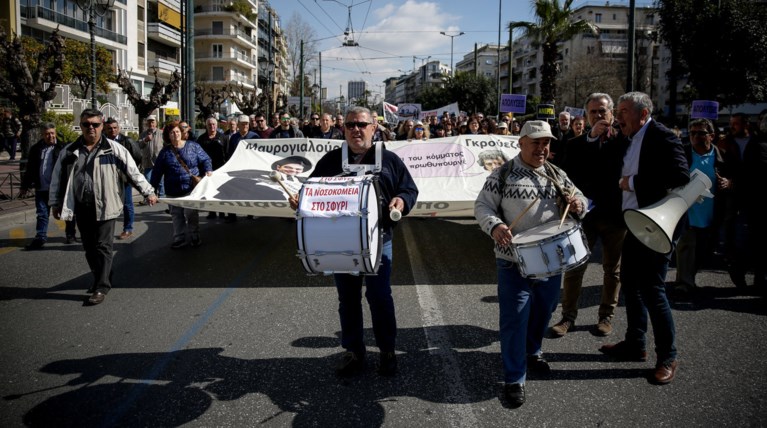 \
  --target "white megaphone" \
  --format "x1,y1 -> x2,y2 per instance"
623,169 -> 714,254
